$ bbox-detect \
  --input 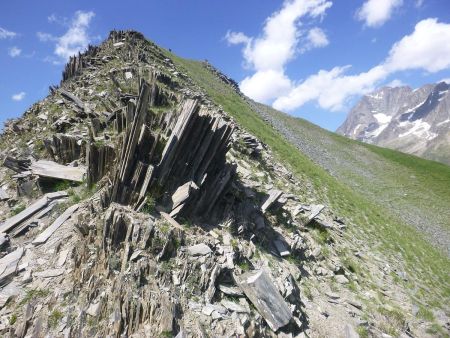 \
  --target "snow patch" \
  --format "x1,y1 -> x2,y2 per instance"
366,124 -> 389,138
405,99 -> 427,115
398,119 -> 438,141
437,119 -> 450,127
373,113 -> 392,124
438,89 -> 448,101
366,92 -> 383,99
353,124 -> 362,136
